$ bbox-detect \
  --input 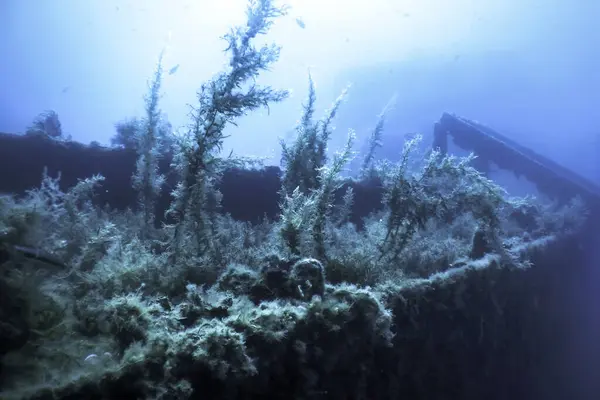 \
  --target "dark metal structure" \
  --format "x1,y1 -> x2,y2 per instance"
433,112 -> 600,210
